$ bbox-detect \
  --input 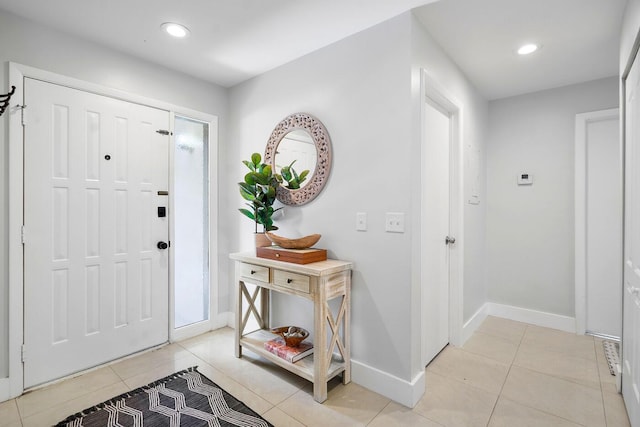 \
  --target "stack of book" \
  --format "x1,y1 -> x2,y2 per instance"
264,337 -> 314,363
